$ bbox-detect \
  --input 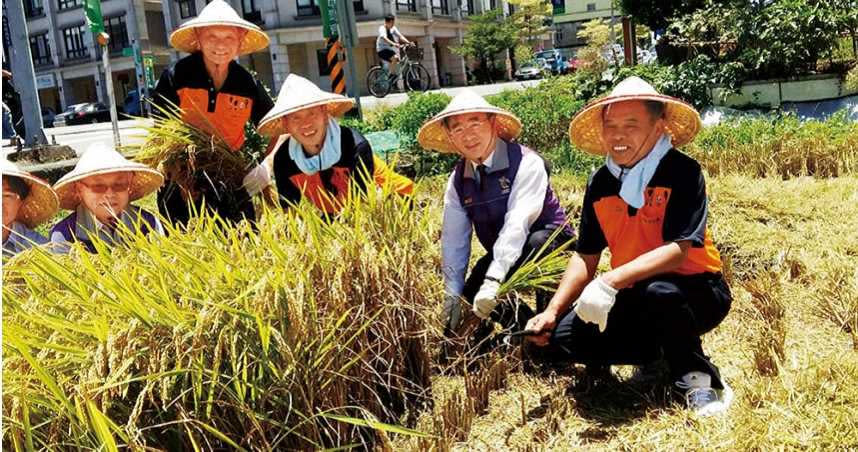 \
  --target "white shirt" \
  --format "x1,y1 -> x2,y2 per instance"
376,25 -> 403,52
441,141 -> 550,297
